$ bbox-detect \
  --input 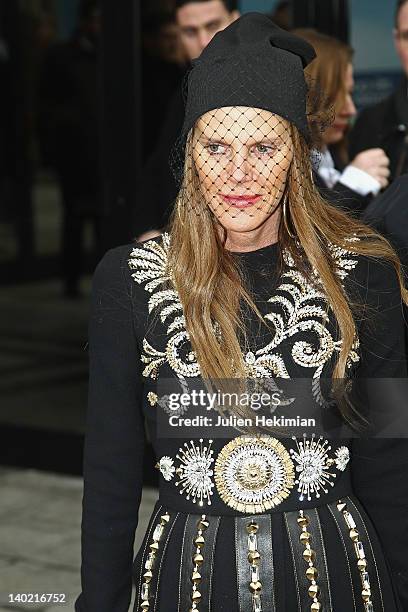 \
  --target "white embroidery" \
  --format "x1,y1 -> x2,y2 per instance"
128,233 -> 360,397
